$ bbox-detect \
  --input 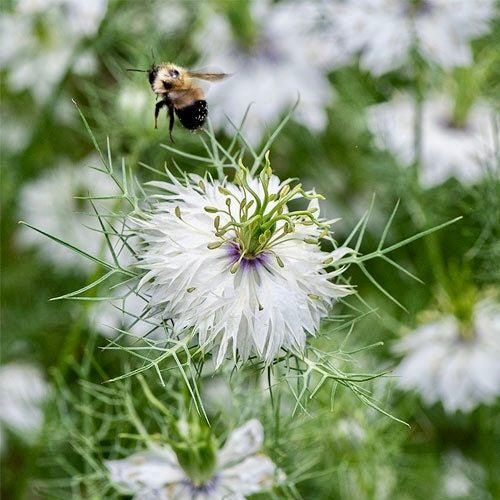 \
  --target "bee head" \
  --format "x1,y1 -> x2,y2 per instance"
157,64 -> 184,91
148,64 -> 159,86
